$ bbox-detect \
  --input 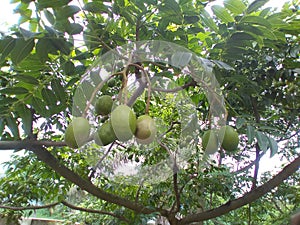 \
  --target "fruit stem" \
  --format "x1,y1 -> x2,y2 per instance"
82,75 -> 113,118
144,70 -> 151,115
118,55 -> 134,104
